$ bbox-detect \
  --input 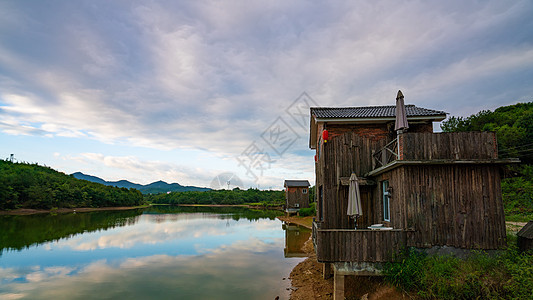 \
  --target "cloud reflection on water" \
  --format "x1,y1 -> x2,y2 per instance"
0,213 -> 300,300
